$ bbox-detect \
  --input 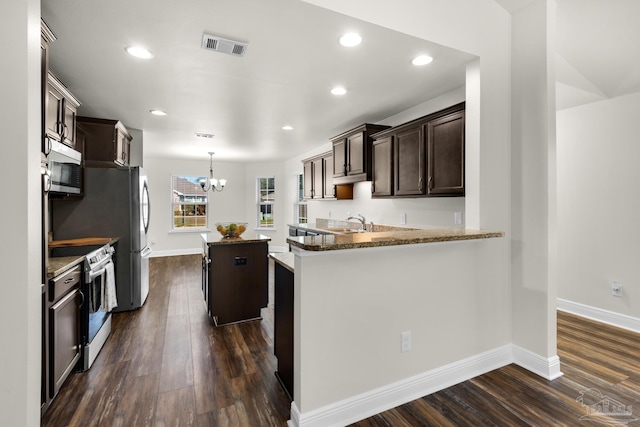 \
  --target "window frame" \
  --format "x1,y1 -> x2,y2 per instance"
293,173 -> 307,224
170,175 -> 209,233
256,176 -> 276,230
